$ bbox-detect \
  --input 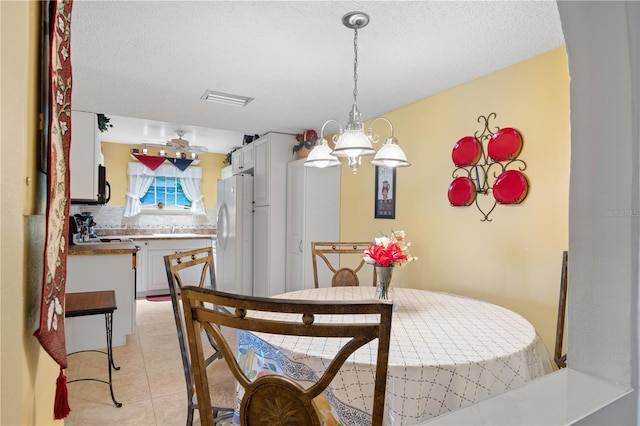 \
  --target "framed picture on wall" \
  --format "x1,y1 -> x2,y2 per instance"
375,166 -> 396,219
